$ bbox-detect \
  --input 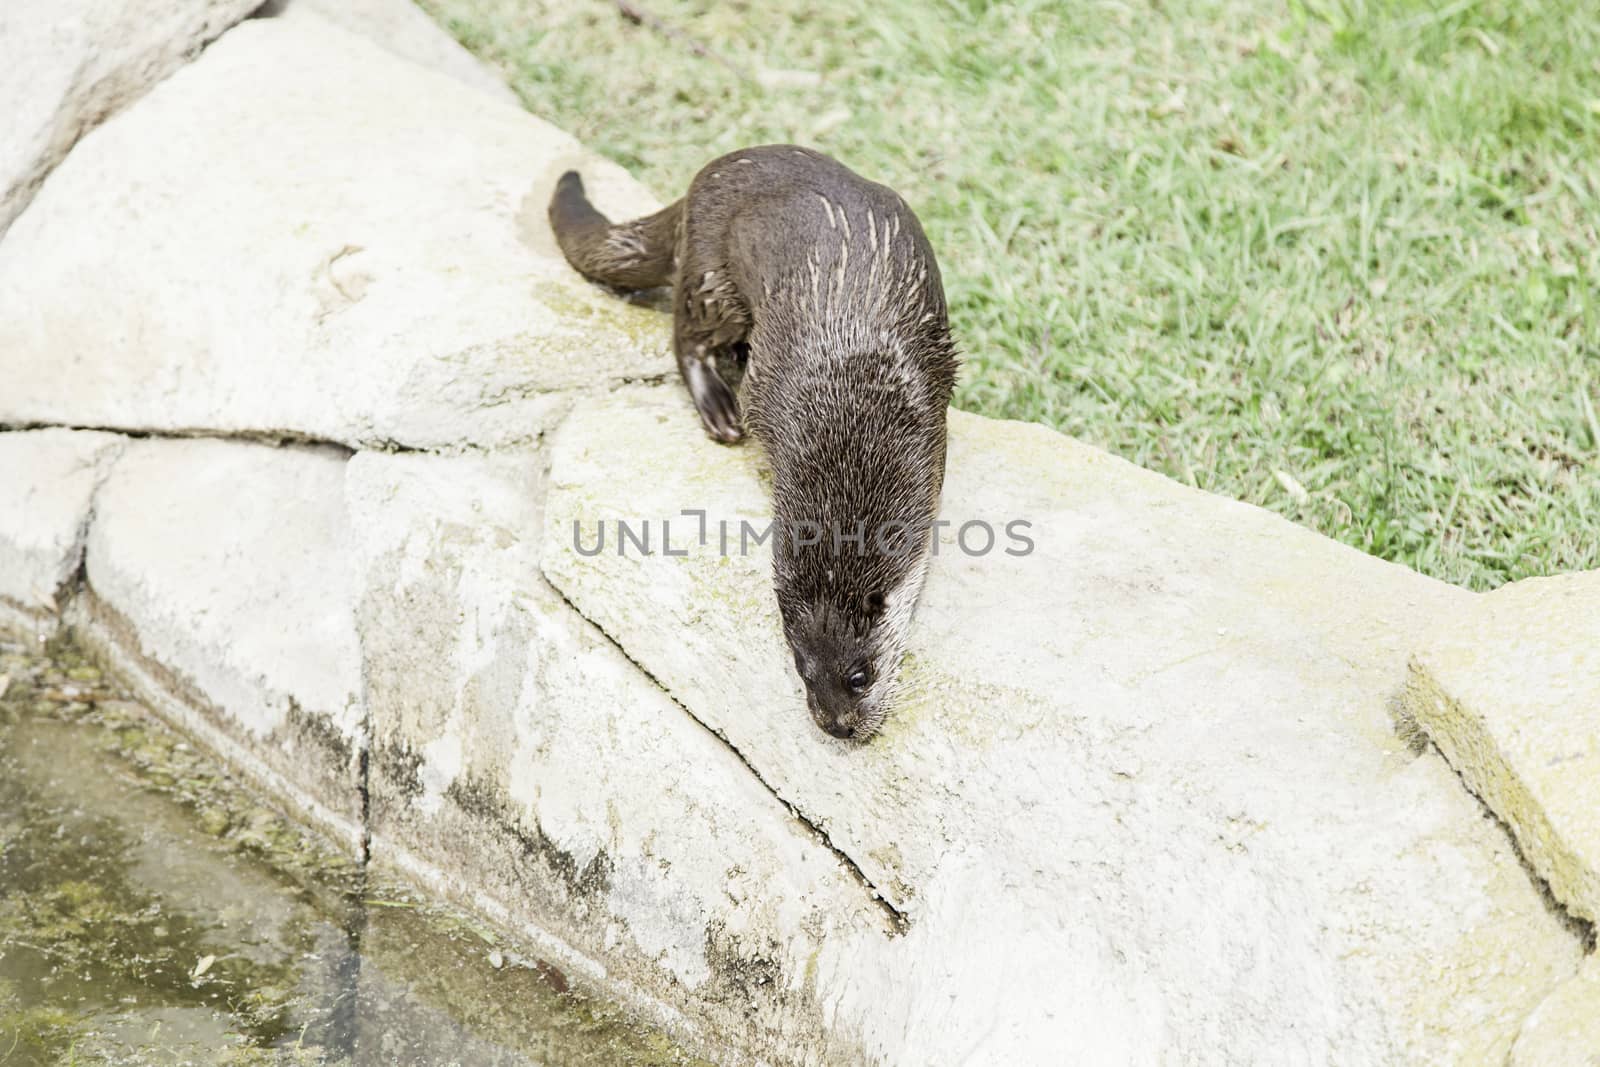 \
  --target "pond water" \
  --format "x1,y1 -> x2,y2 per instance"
0,636 -> 706,1066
